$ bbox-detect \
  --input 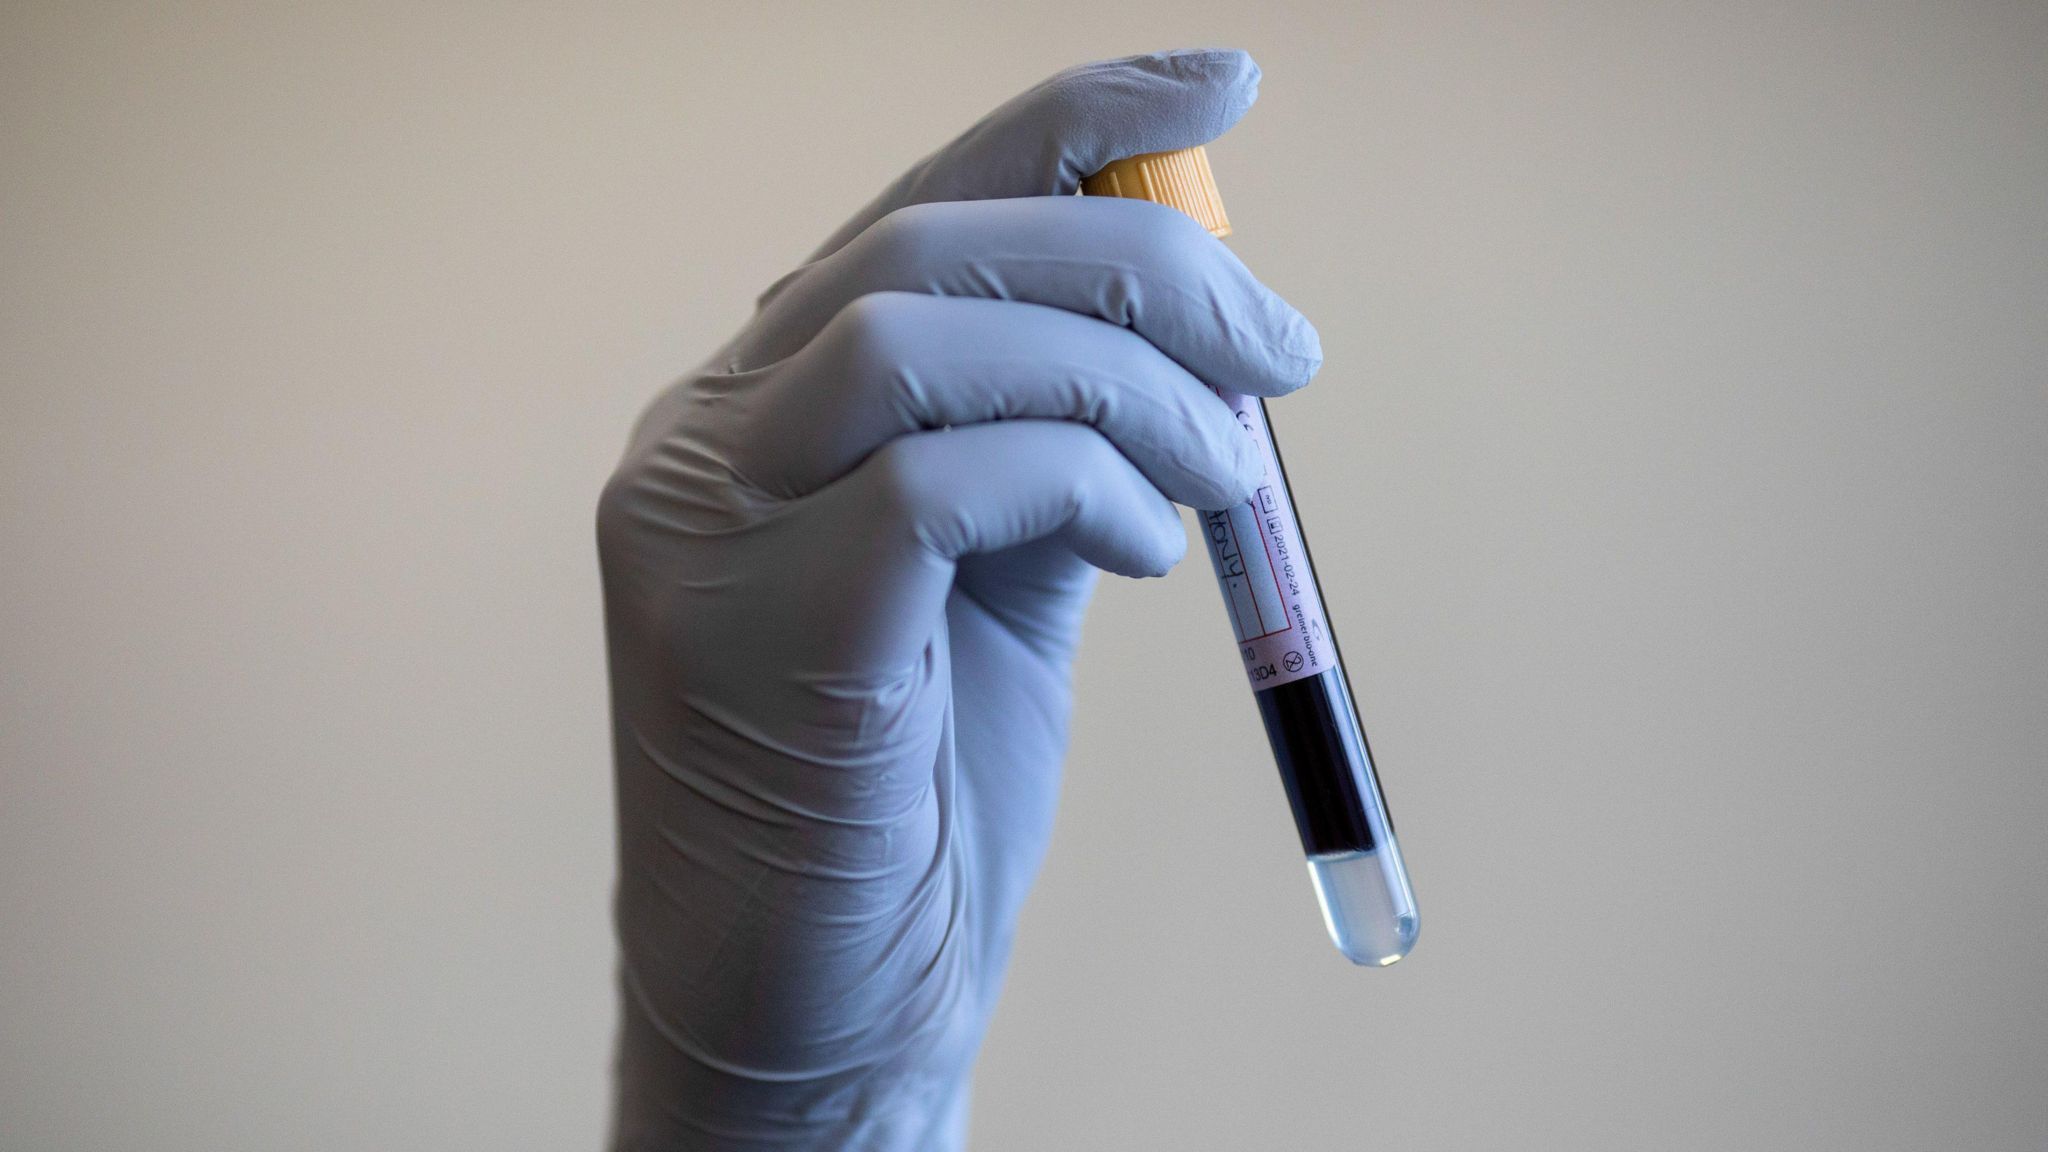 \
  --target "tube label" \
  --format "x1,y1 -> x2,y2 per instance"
1200,392 -> 1337,692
